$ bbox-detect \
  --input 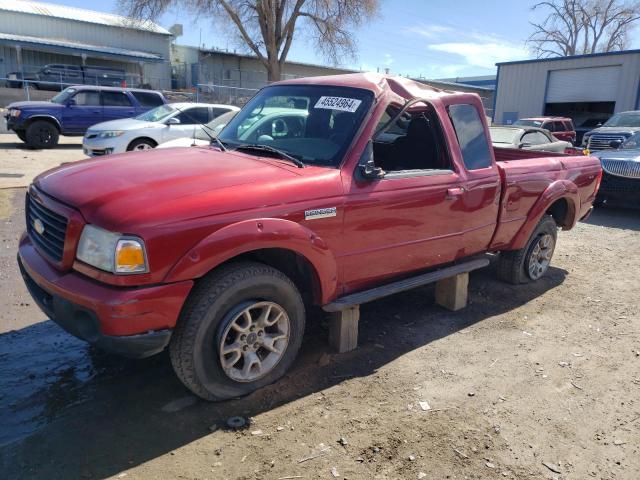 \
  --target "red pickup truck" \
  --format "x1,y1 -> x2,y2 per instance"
18,74 -> 601,400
